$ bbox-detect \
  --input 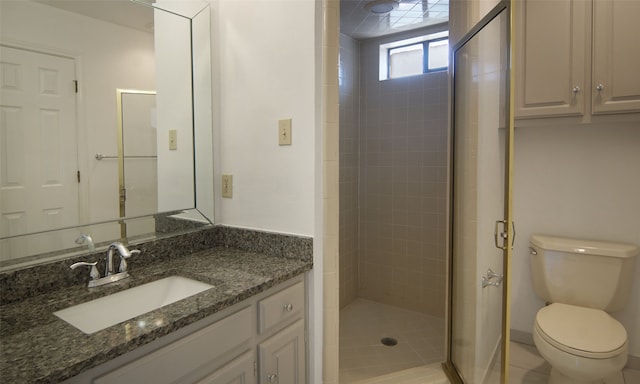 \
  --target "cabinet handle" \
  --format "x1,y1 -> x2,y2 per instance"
596,83 -> 604,92
268,373 -> 278,383
283,303 -> 294,312
572,86 -> 580,94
